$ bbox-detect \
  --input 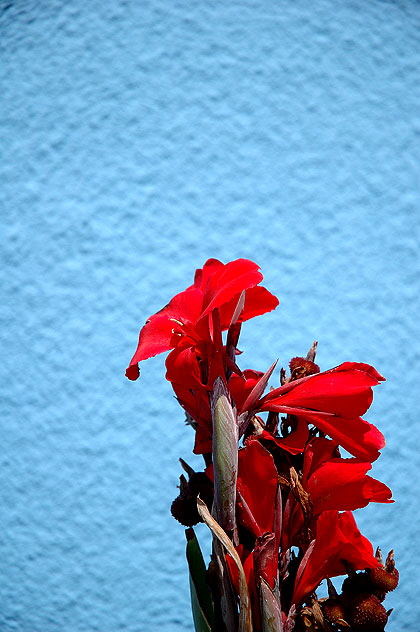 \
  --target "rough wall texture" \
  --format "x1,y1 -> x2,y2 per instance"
1,1 -> 419,630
